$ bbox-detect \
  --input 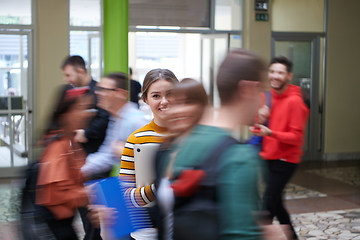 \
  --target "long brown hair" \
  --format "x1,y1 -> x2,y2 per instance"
141,69 -> 179,102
